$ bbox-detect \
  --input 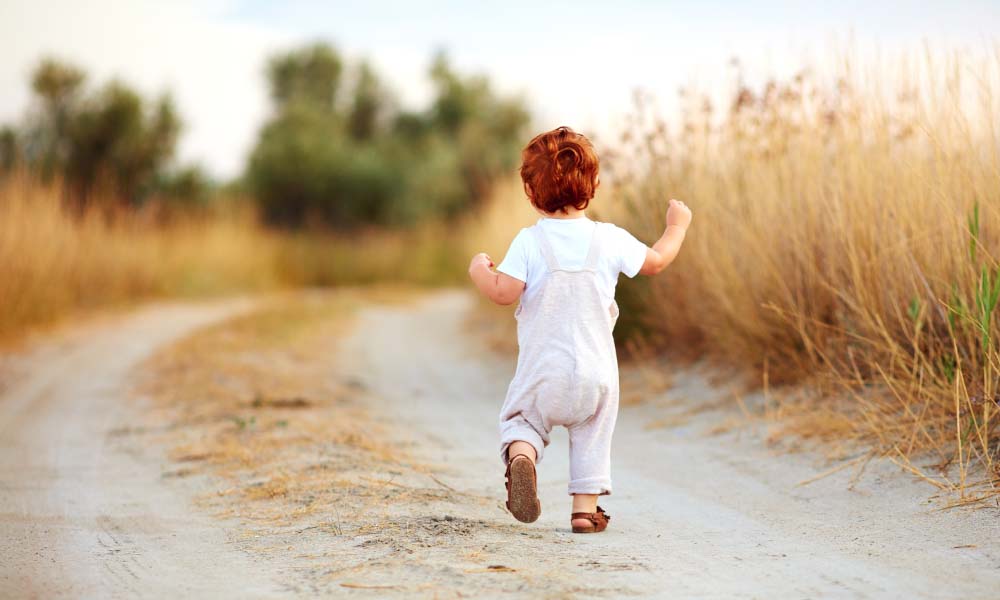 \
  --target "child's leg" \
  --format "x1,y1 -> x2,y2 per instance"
566,392 -> 617,529
499,412 -> 547,466
571,494 -> 600,532
571,494 -> 598,515
501,421 -> 544,524
566,399 -> 617,497
507,440 -> 537,463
